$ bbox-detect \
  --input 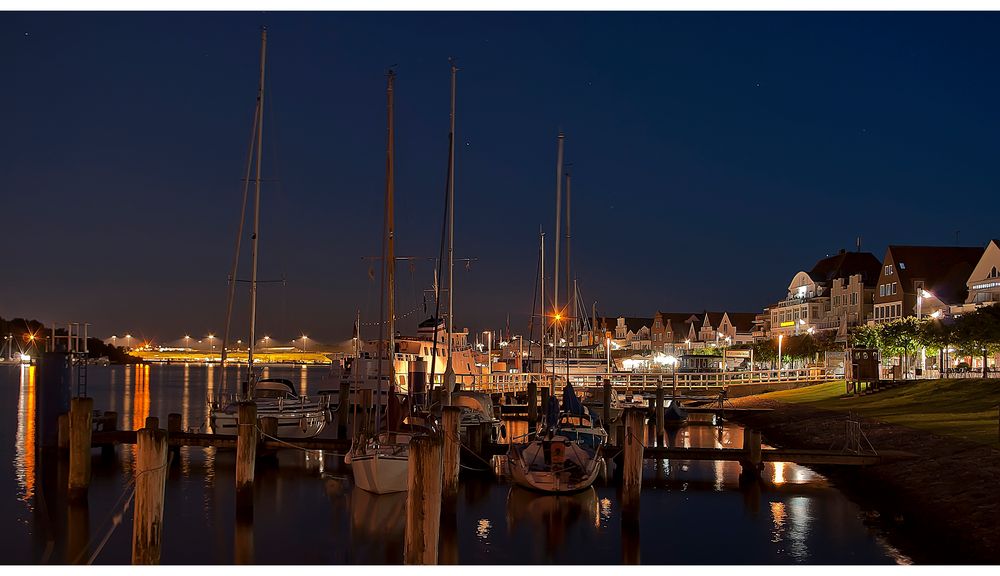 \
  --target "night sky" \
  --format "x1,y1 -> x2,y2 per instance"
4,11 -> 1000,345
